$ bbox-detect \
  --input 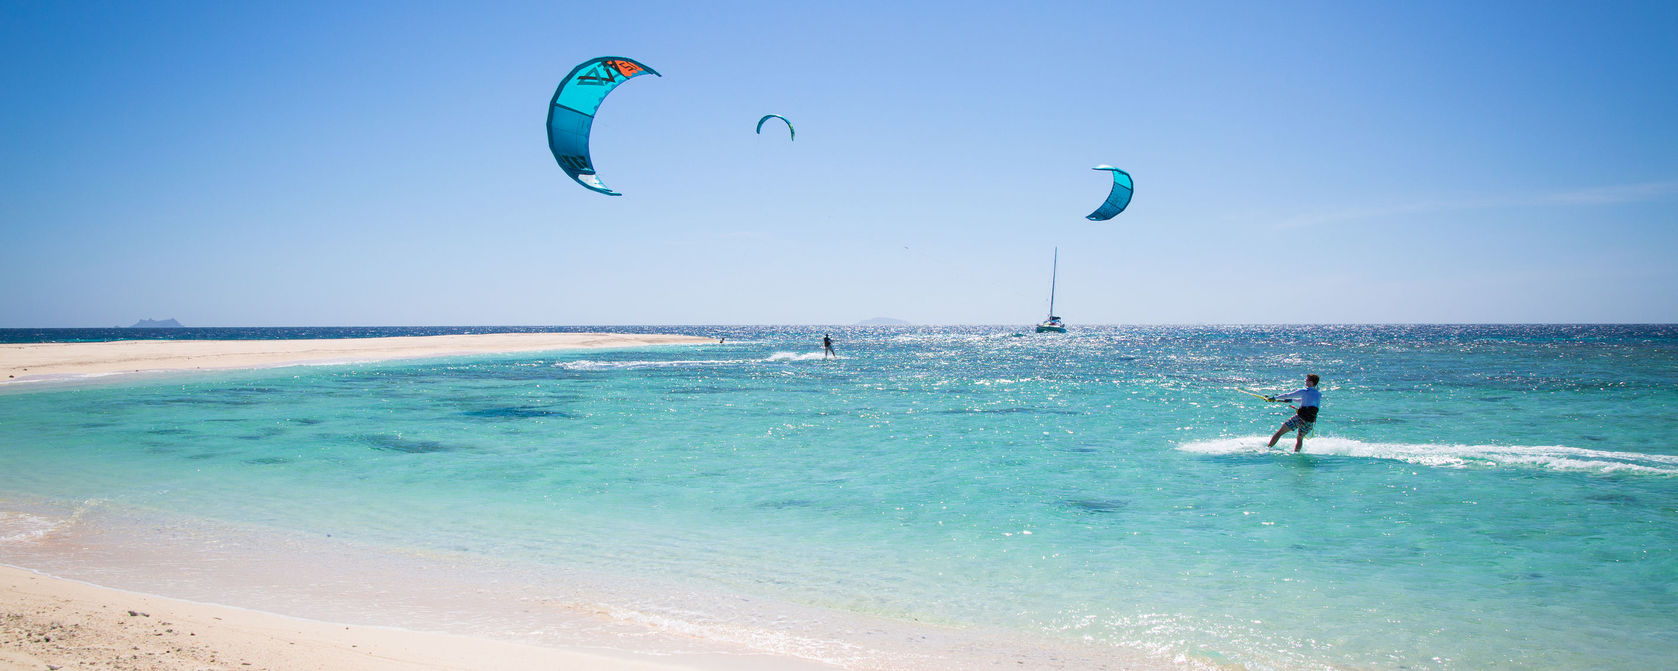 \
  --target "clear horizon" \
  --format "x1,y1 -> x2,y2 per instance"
4,1 -> 1675,327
